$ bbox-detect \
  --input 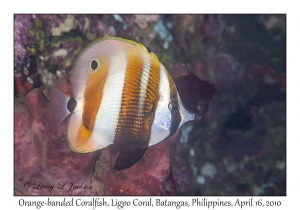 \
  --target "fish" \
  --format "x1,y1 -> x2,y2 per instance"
49,36 -> 195,170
